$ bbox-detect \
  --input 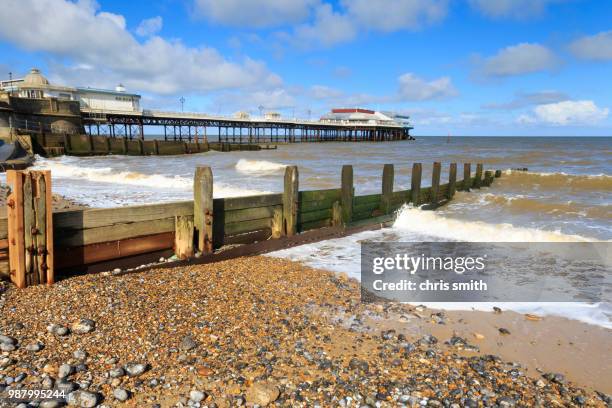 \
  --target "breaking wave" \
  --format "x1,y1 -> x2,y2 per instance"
393,205 -> 600,242
235,159 -> 287,175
